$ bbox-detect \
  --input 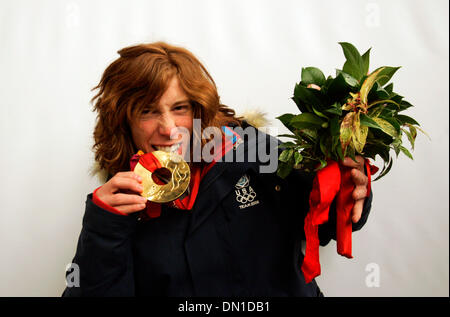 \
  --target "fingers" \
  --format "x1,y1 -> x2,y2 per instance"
96,172 -> 147,214
349,158 -> 367,223
110,192 -> 148,207
352,185 -> 367,223
115,171 -> 143,182
351,171 -> 368,223
341,156 -> 369,223
351,168 -> 368,186
352,185 -> 367,200
352,198 -> 364,223
115,203 -> 147,214
108,173 -> 143,194
342,155 -> 365,171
